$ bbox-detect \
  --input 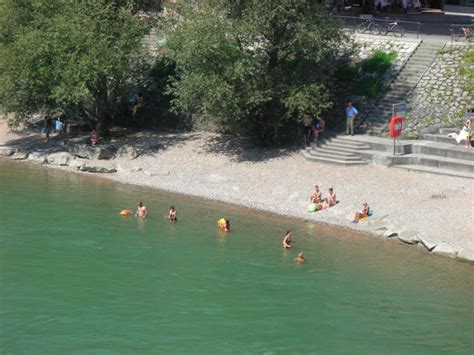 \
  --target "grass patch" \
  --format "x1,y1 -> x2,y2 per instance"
335,50 -> 397,99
